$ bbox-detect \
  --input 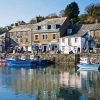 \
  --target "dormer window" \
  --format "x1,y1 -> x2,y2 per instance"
38,26 -> 41,30
67,29 -> 72,34
42,25 -> 46,29
56,24 -> 61,29
47,25 -> 51,29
